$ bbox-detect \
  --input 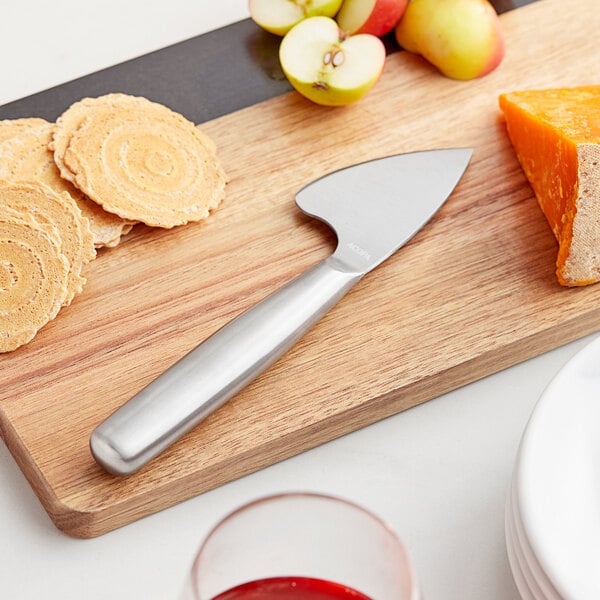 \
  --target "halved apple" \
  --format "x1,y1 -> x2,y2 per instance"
249,0 -> 344,36
279,16 -> 386,106
336,0 -> 407,37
